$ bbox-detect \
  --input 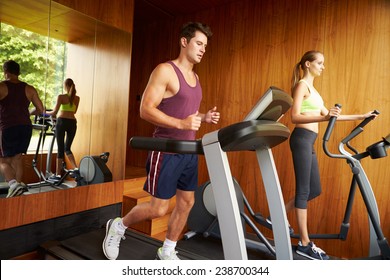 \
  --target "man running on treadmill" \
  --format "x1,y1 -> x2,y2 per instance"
103,22 -> 220,260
